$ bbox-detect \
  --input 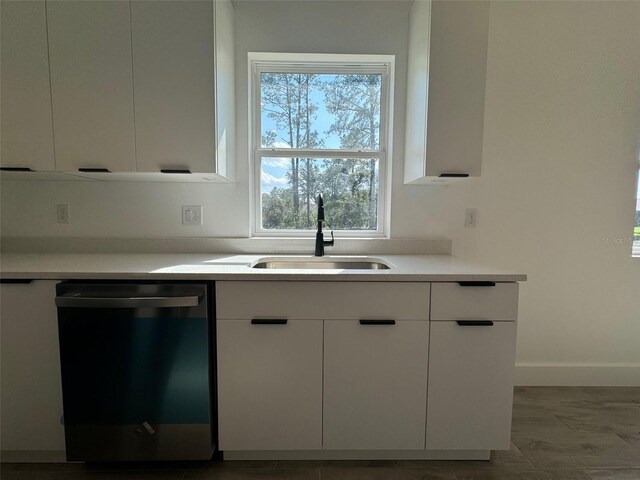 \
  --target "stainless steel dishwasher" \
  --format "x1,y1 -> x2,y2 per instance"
55,282 -> 215,461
